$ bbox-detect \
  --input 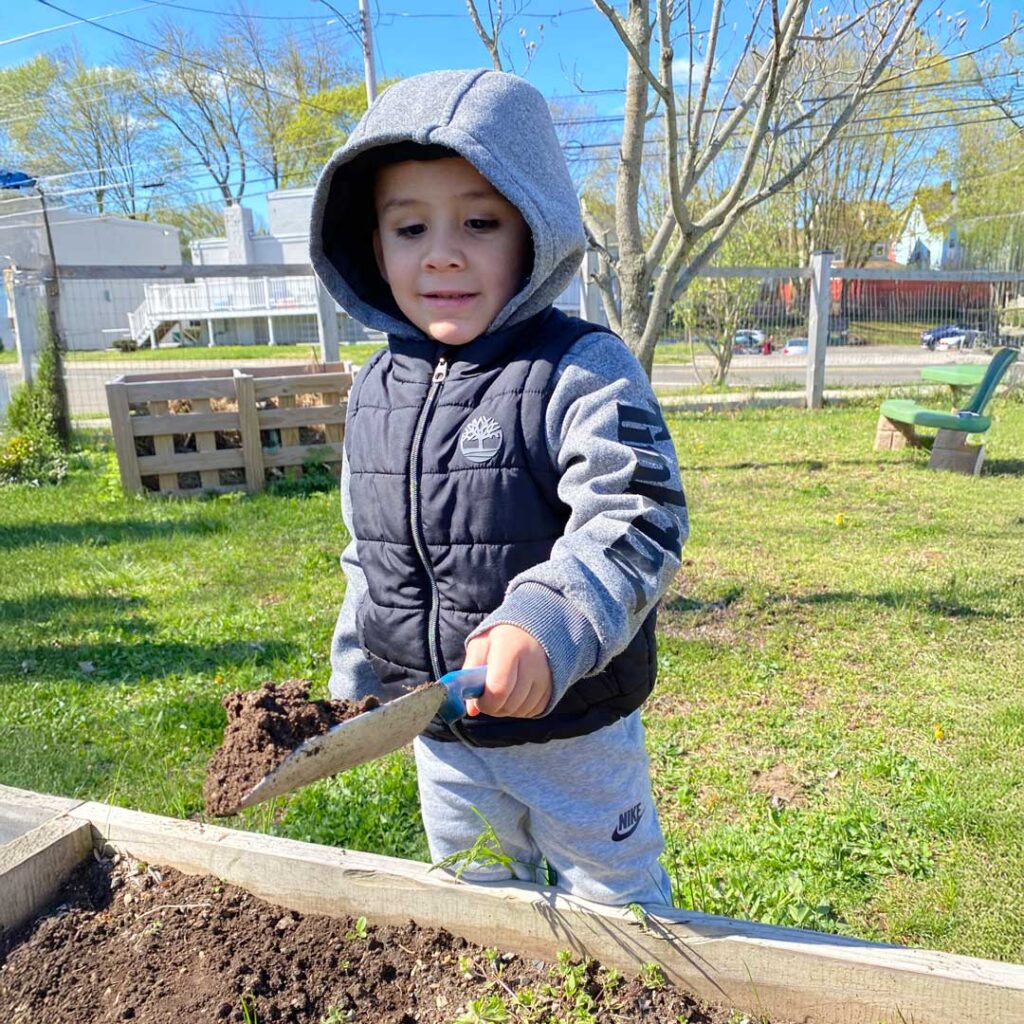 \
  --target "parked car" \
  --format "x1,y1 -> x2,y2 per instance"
782,337 -> 809,355
738,327 -> 766,344
920,324 -> 966,349
733,331 -> 762,355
